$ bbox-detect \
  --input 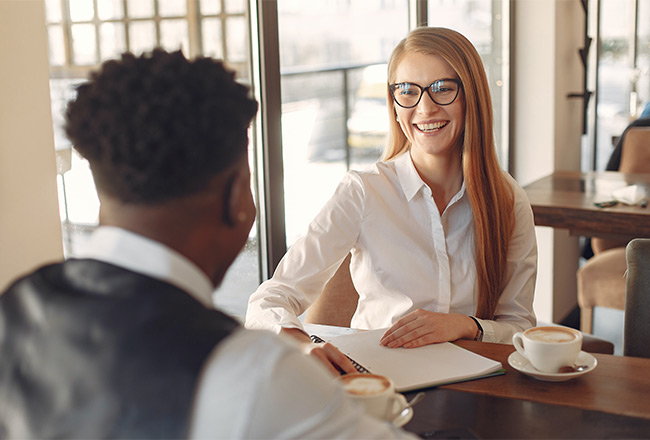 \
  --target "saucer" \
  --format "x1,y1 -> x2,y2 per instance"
508,350 -> 597,382
391,394 -> 413,427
